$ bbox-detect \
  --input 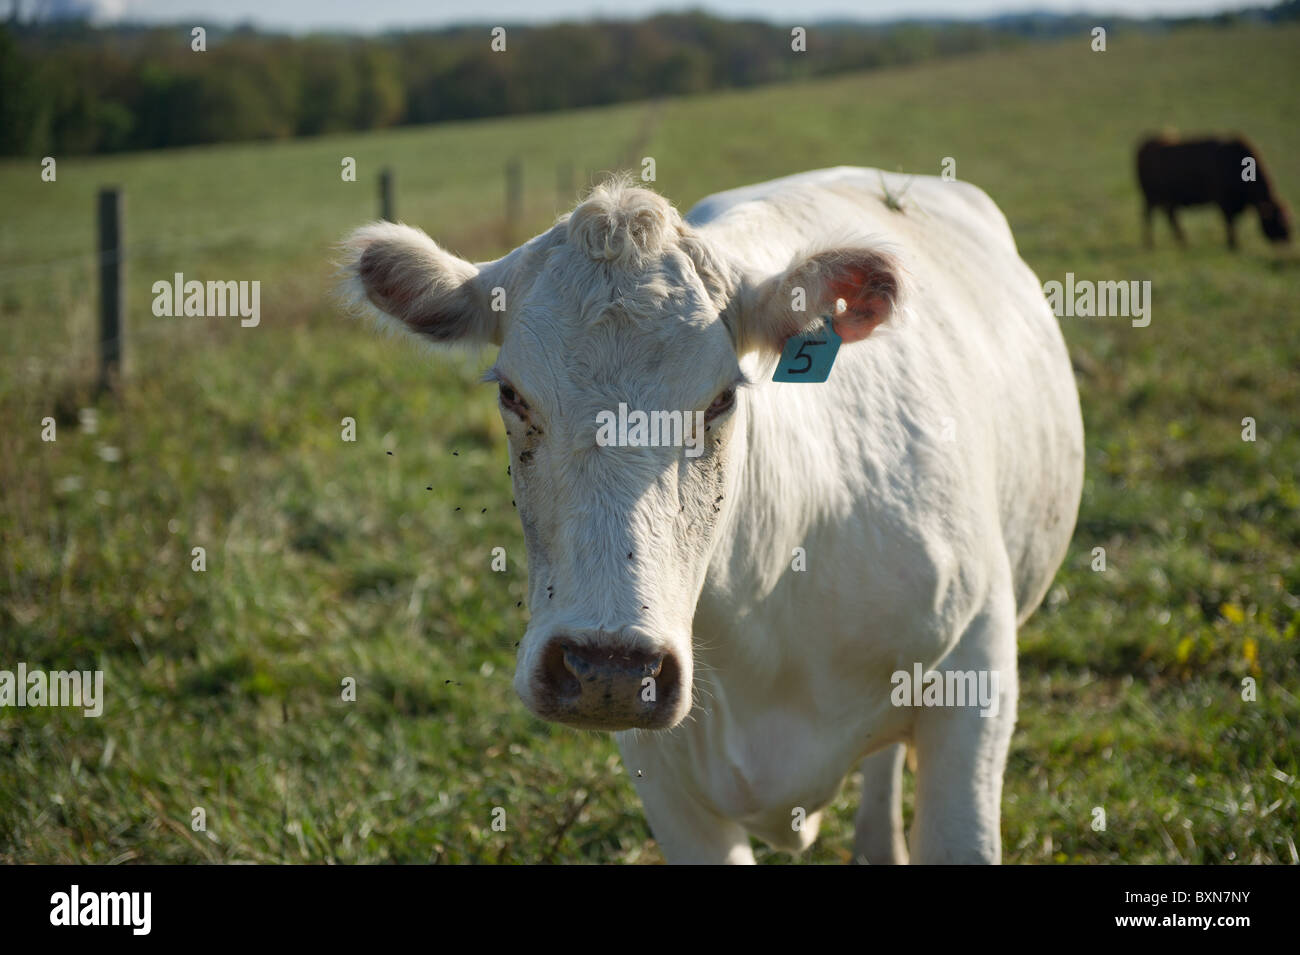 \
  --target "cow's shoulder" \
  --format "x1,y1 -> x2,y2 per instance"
880,174 -> 1017,256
